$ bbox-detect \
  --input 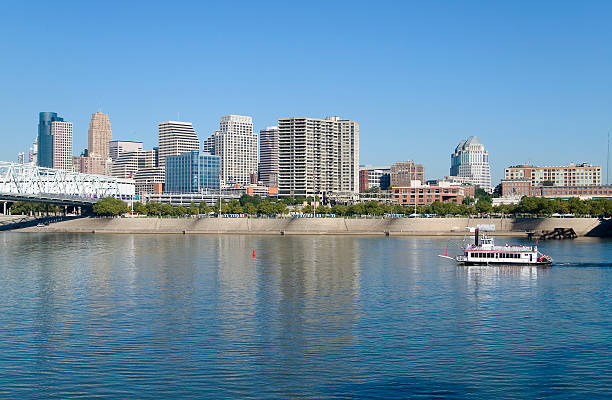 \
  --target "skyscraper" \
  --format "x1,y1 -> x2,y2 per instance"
51,121 -> 73,170
157,121 -> 200,170
88,111 -> 112,158
37,112 -> 64,168
259,126 -> 279,187
450,136 -> 492,192
278,116 -> 359,197
204,115 -> 257,186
